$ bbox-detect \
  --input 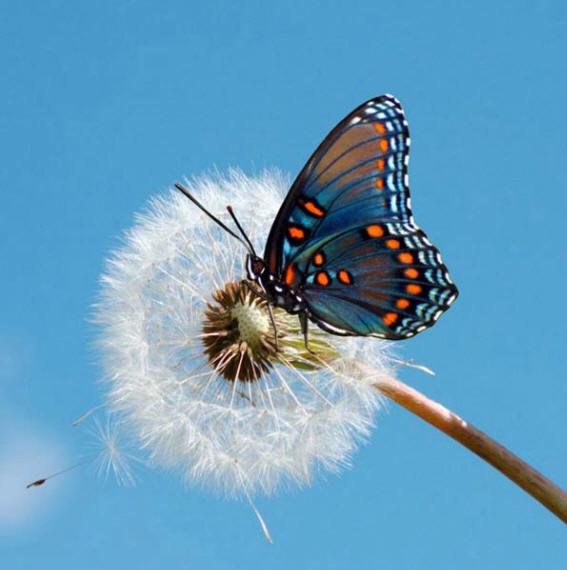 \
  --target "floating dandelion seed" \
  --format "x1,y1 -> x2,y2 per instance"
26,414 -> 139,489
94,170 -> 398,499
87,417 -> 139,487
